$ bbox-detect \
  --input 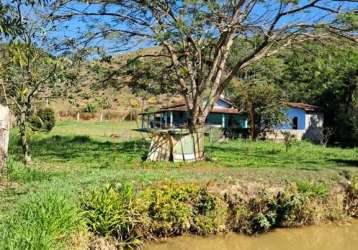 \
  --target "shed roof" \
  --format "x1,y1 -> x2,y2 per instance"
287,102 -> 321,112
